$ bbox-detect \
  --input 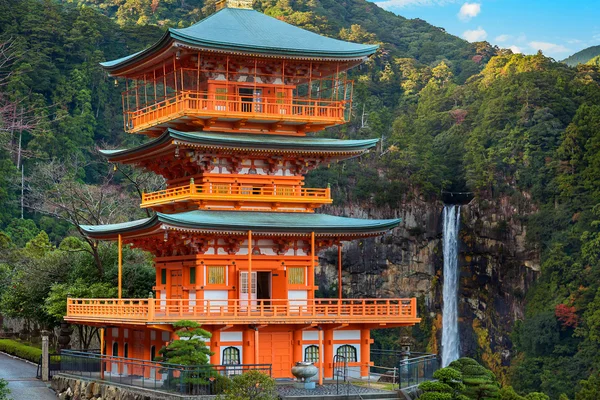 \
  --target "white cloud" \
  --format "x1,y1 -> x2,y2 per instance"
462,27 -> 487,42
458,2 -> 481,21
375,0 -> 457,10
495,34 -> 511,43
529,41 -> 570,54
566,39 -> 583,44
509,45 -> 522,54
